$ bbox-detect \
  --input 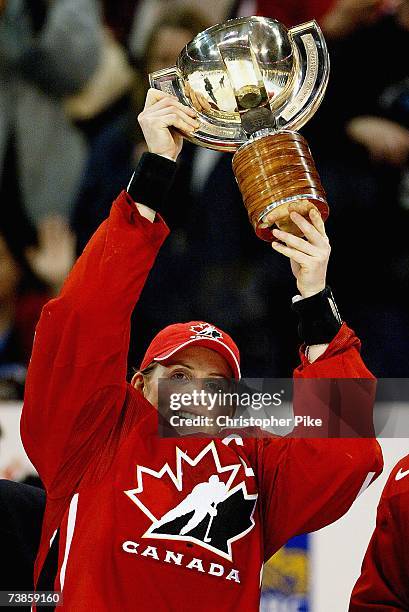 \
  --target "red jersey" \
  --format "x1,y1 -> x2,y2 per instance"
350,454 -> 409,611
21,191 -> 383,611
